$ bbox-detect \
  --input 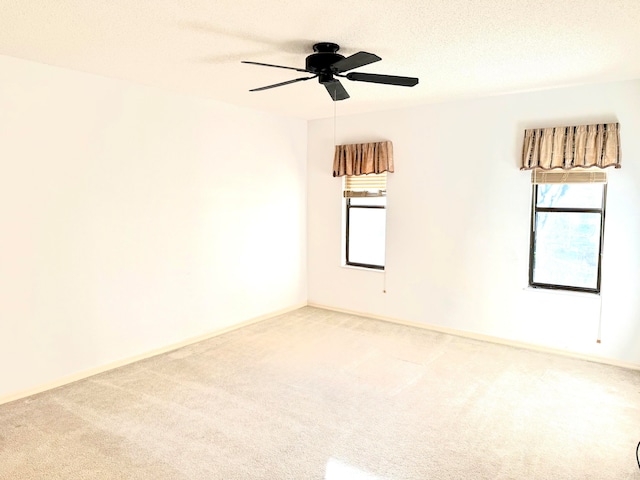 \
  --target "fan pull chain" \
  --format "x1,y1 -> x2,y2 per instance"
333,84 -> 338,177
